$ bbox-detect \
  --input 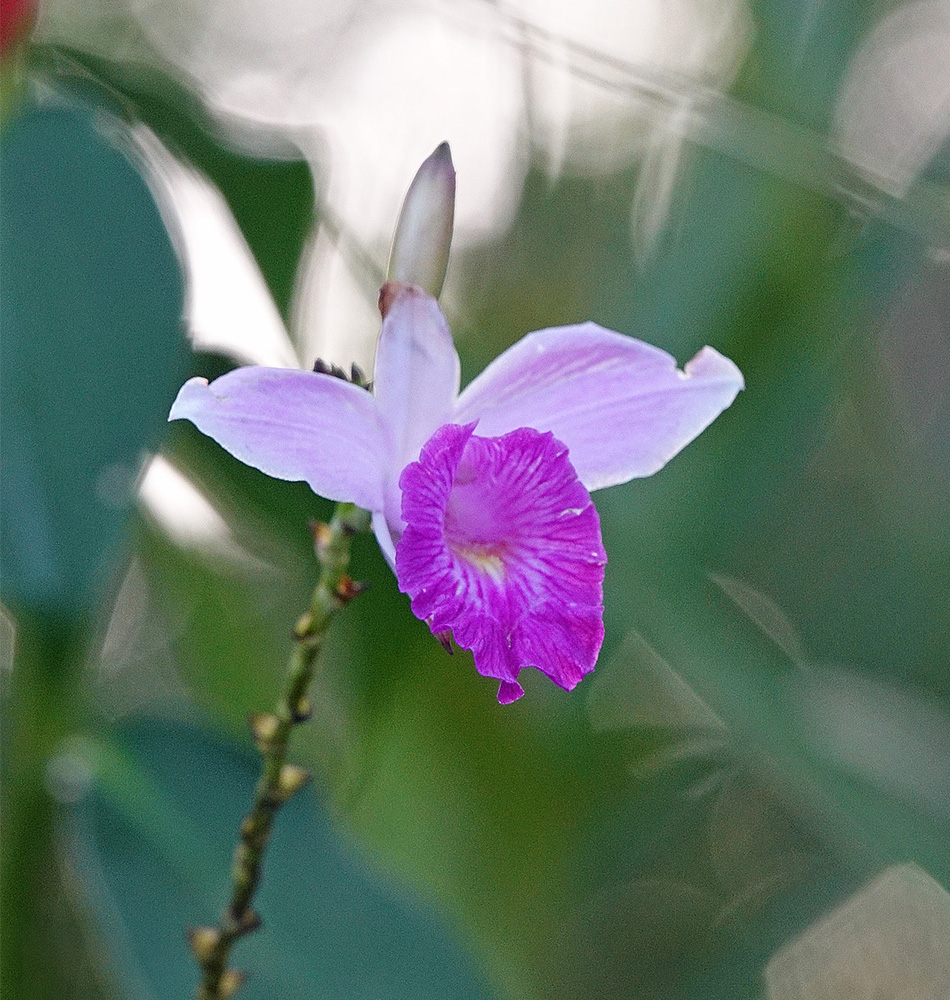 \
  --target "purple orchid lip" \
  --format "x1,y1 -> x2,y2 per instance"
169,280 -> 744,702
396,422 -> 606,704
